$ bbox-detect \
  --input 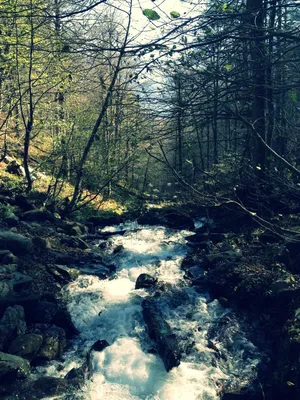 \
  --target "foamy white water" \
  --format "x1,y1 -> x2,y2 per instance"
39,222 -> 261,399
